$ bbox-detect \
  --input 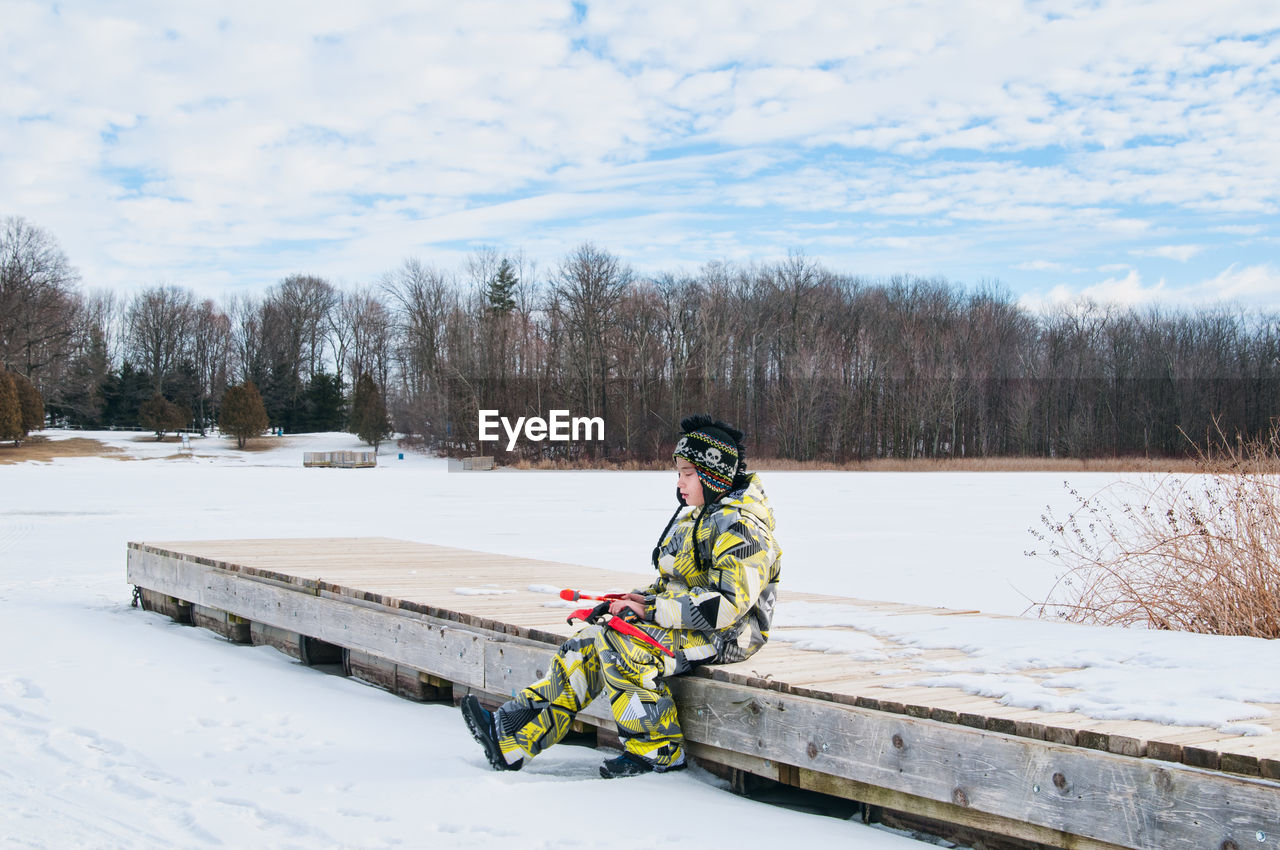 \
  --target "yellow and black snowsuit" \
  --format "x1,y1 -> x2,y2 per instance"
493,473 -> 781,769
